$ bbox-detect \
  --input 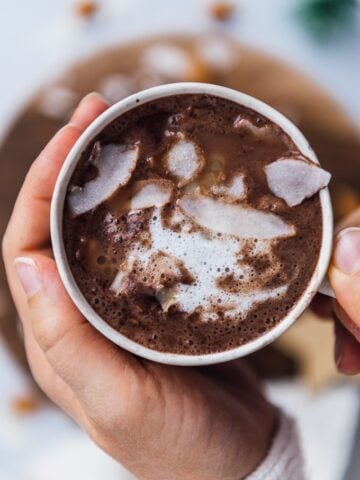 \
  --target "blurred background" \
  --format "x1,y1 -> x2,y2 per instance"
1,0 -> 360,478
